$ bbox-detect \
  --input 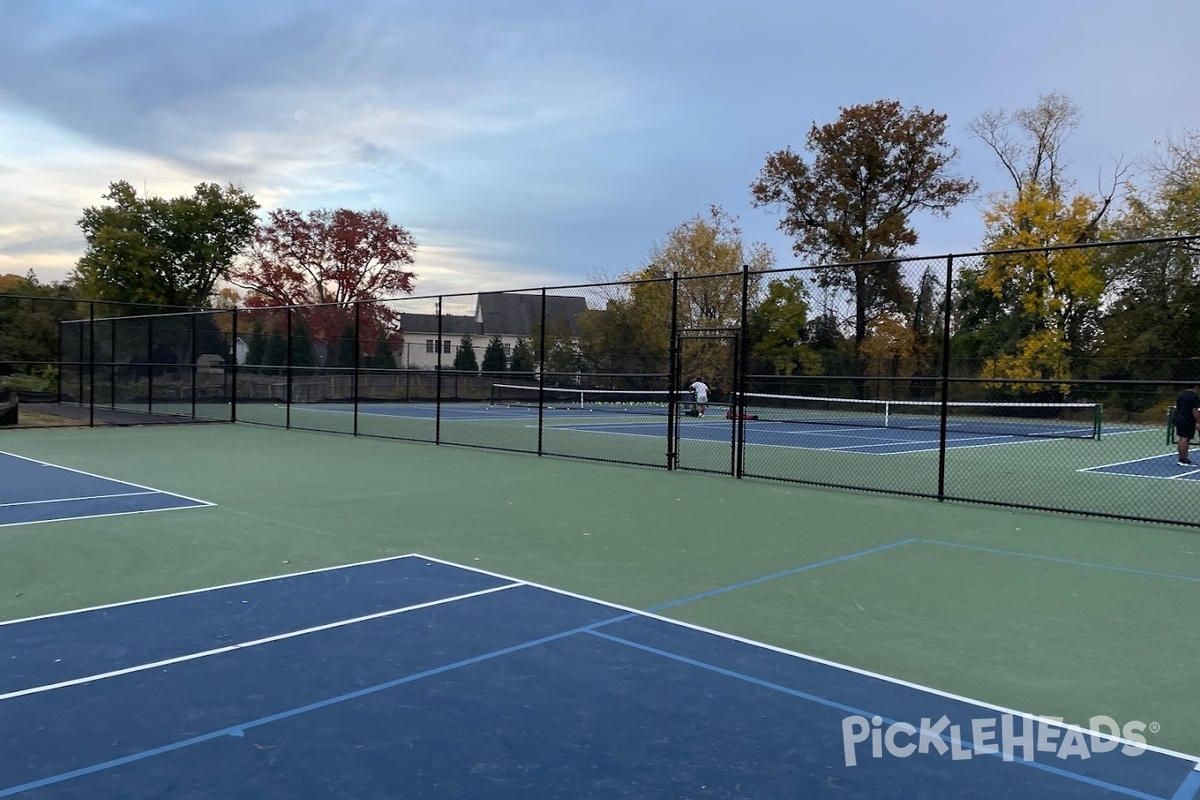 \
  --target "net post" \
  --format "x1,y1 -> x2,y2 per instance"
1168,406 -> 1175,447
1094,402 -> 1102,440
